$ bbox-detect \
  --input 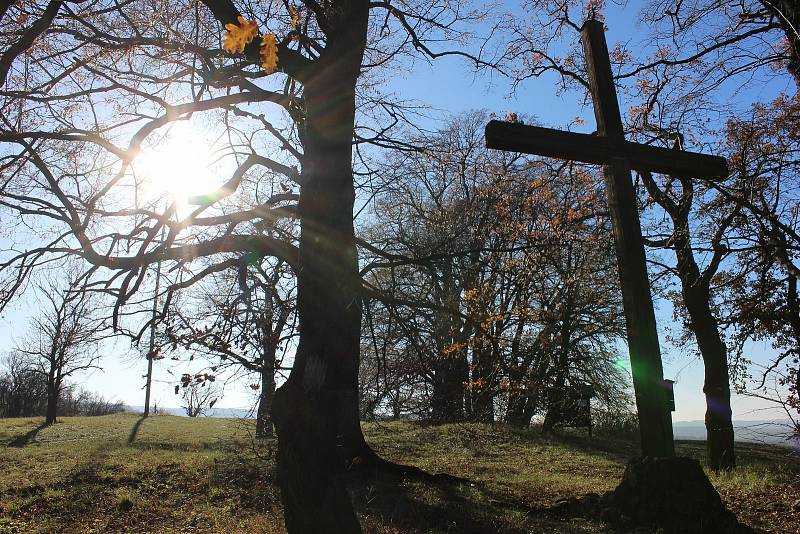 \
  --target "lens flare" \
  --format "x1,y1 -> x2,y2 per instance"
133,121 -> 219,212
